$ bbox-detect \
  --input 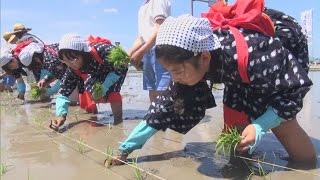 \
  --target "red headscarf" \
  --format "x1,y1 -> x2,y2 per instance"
202,0 -> 274,83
